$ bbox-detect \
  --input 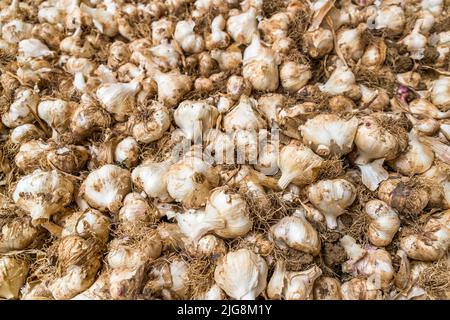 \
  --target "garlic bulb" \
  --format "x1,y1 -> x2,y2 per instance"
185,234 -> 227,258
267,261 -> 322,300
109,266 -> 146,300
341,236 -> 394,289
361,40 -> 386,68
277,141 -> 324,189
80,3 -> 118,37
62,209 -> 110,243
226,8 -> 257,44
114,137 -> 139,168
119,192 -> 157,229
242,34 -> 279,91
47,145 -> 89,174
223,96 -> 266,131
402,24 -> 427,60
214,249 -> 268,300
2,88 -> 39,128
389,130 -> 434,176
174,20 -> 204,53
365,200 -> 400,246
80,164 -> 131,213
337,24 -> 366,61
270,213 -> 321,256
2,19 -> 33,44
96,79 -> 141,121
211,44 -> 243,71
254,142 -> 279,175
176,208 -> 225,243
10,124 -> 45,144
108,41 -> 130,68
319,61 -> 356,95
151,18 -> 174,45
131,161 -> 173,202
373,5 -> 405,35
37,99 -> 72,133
340,276 -> 383,300
195,284 -> 227,300
226,75 -> 252,100
408,99 -> 450,120
153,70 -> 192,107
128,102 -> 170,144
18,38 -> 53,59
431,77 -> 450,107
60,28 -> 95,58
174,100 -> 219,141
13,169 -> 74,225
300,115 -> 358,157
166,156 -> 219,208
0,256 -> 29,299
400,210 -> 450,262
0,216 -> 38,253
378,176 -> 429,216
308,179 -> 356,229
313,277 -> 342,300
206,15 -> 230,49
48,236 -> 102,300
279,61 -> 311,93
421,164 -> 450,209
14,140 -> 51,173
303,28 -> 334,59
149,40 -> 181,71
